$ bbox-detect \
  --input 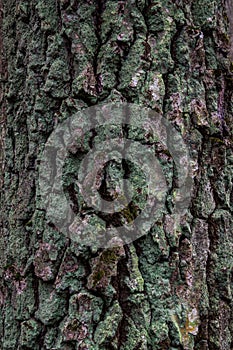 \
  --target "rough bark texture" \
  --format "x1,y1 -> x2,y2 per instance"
0,1 -> 233,349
